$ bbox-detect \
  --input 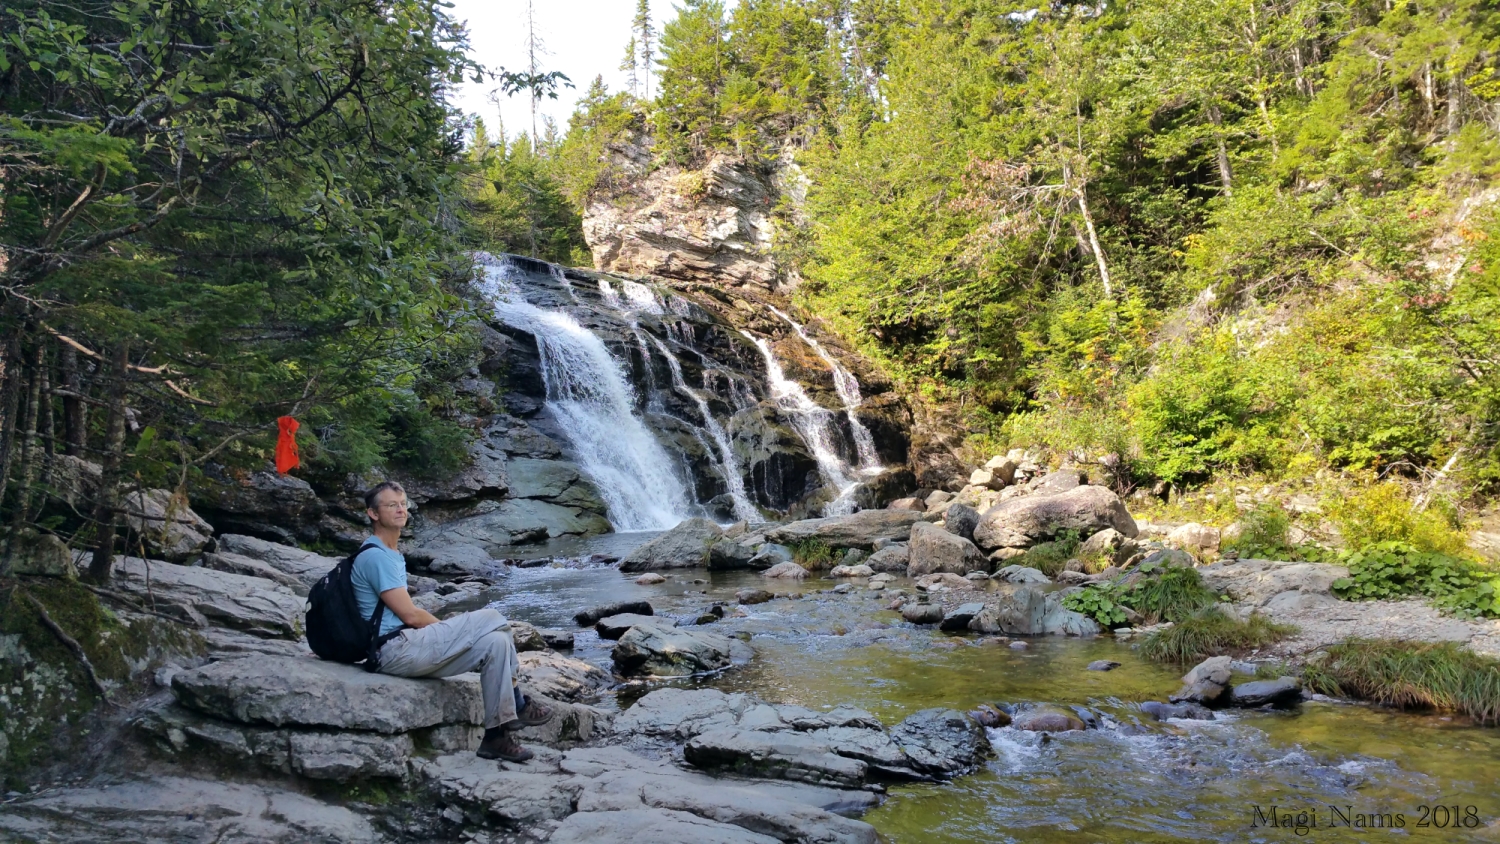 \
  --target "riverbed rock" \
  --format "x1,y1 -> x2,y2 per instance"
171,655 -> 481,732
1167,522 -> 1221,558
549,808 -> 782,844
112,556 -> 303,639
993,564 -> 1051,585
635,572 -> 667,585
1086,660 -> 1121,671
737,588 -> 773,605
972,485 -> 1139,551
596,613 -> 661,640
121,488 -> 214,563
829,564 -> 875,578
887,709 -> 987,775
939,602 -> 986,631
1229,676 -> 1302,708
421,499 -> 611,552
0,775 -> 378,843
761,561 -> 809,579
966,587 -> 1099,636
612,622 -> 739,677
943,503 -> 981,541
575,600 -> 654,626
708,539 -> 759,570
1011,707 -> 1087,733
518,650 -> 609,702
1139,701 -> 1216,721
215,534 -> 341,589
1170,656 -> 1233,706
1079,528 -> 1139,565
907,521 -> 988,576
901,603 -> 945,624
684,728 -> 869,788
619,518 -> 724,571
764,509 -> 926,551
864,544 -> 909,574
1196,558 -> 1349,607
